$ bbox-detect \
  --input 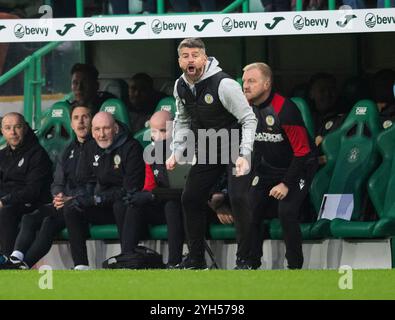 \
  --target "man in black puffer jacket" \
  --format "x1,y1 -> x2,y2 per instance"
63,111 -> 145,270
0,112 -> 52,255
